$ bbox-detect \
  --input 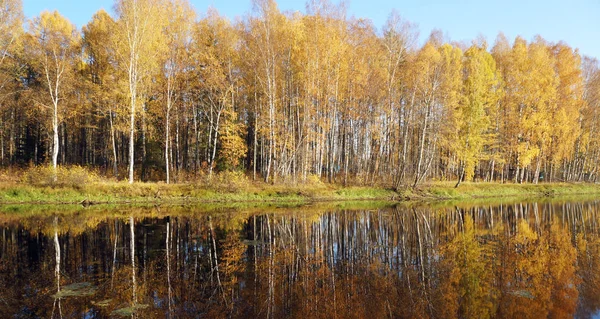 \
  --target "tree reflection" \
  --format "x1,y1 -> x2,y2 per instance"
52,216 -> 62,319
0,201 -> 599,317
